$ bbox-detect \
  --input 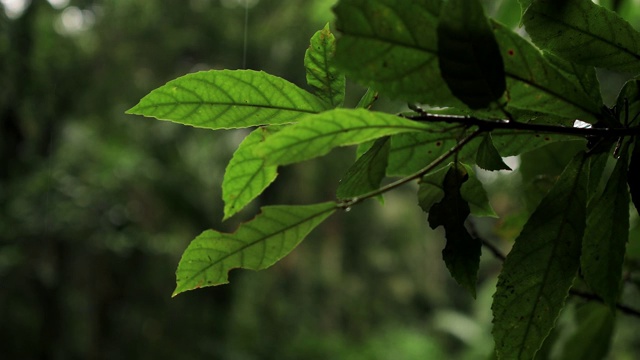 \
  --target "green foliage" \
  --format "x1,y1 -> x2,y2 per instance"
129,1 -> 640,359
